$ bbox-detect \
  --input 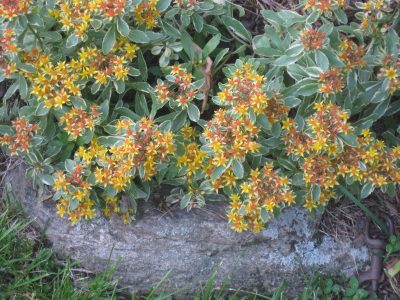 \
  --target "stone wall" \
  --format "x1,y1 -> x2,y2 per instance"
3,164 -> 369,297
